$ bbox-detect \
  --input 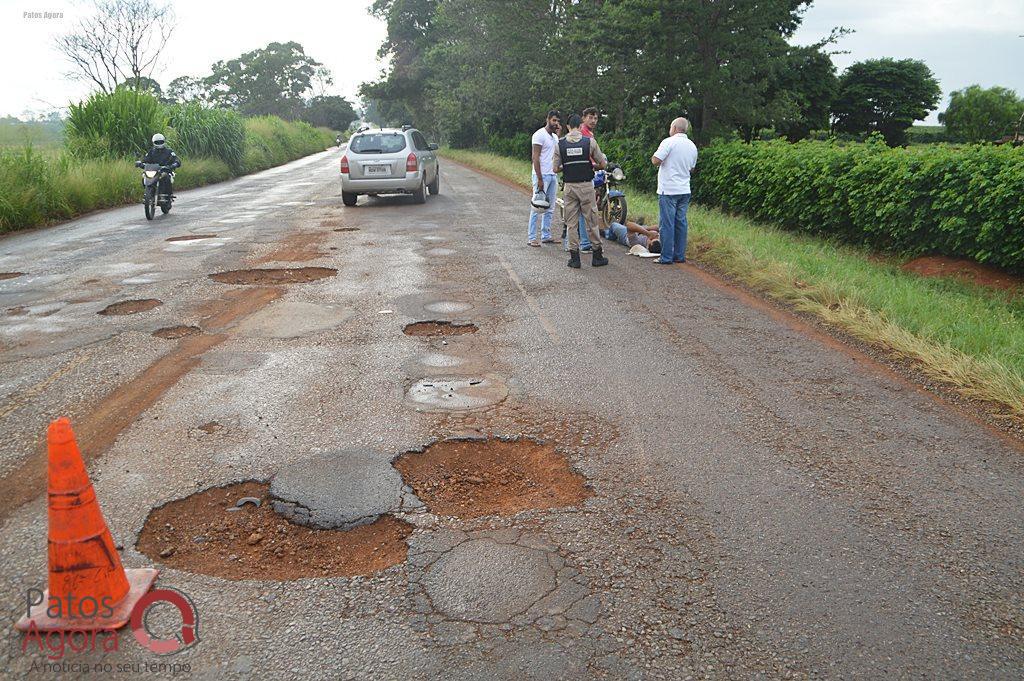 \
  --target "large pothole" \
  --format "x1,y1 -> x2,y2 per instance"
403,320 -> 477,337
98,299 -> 163,315
406,376 -> 507,411
0,272 -> 24,280
137,482 -> 413,580
208,267 -> 337,285
394,438 -> 591,519
153,325 -> 201,339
